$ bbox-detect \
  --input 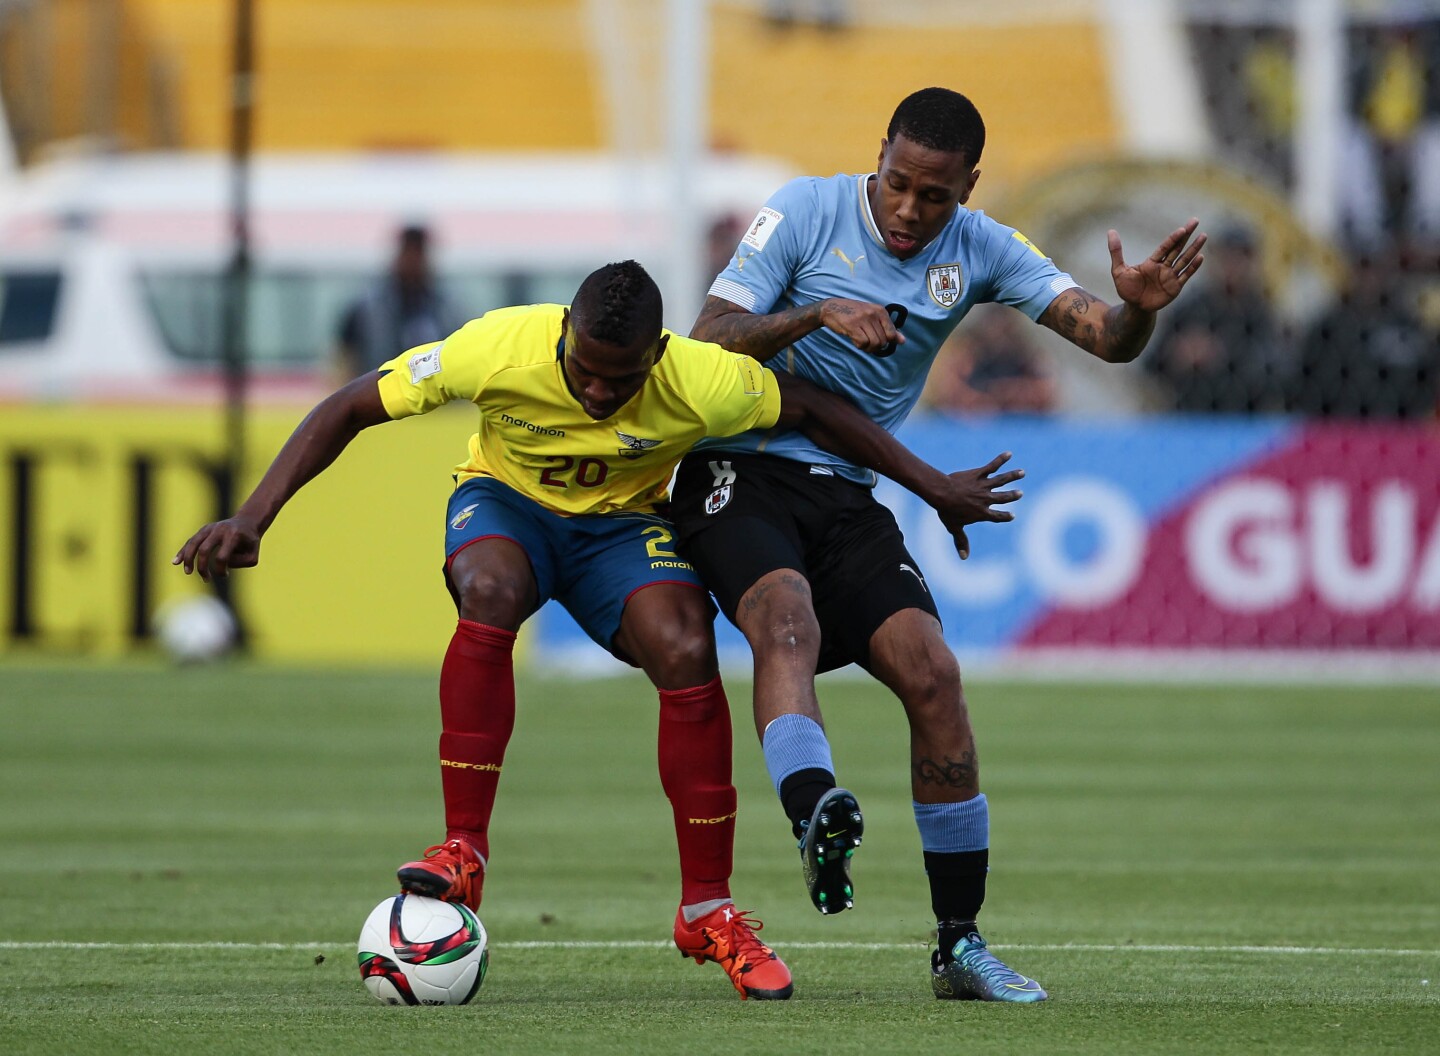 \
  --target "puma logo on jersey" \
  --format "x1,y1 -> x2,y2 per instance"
831,247 -> 866,275
735,248 -> 757,271
900,562 -> 929,592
